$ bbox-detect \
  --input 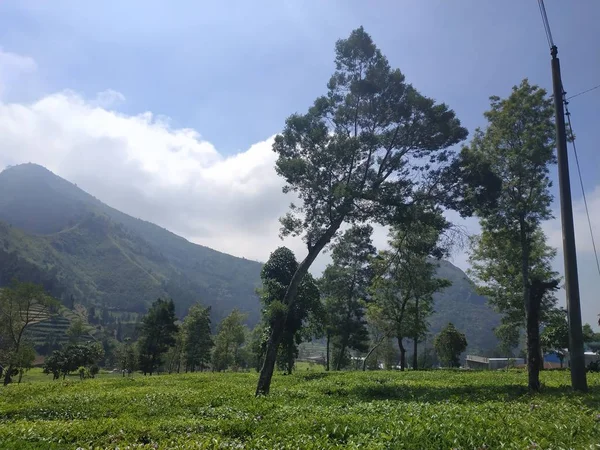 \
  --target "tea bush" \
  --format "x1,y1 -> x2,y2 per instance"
1,370 -> 599,449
